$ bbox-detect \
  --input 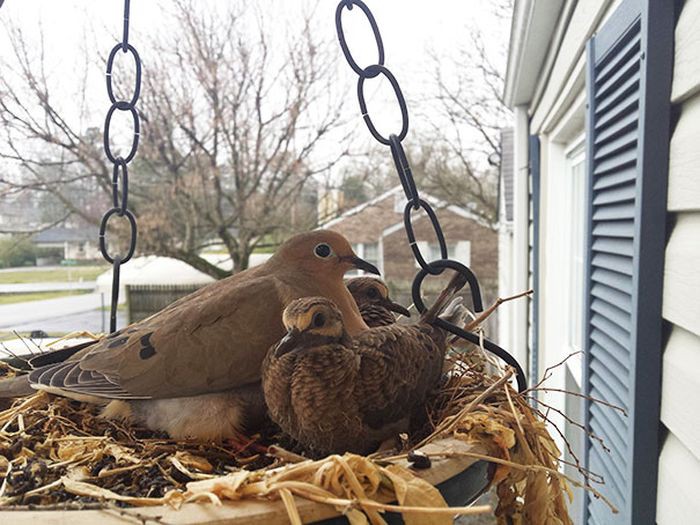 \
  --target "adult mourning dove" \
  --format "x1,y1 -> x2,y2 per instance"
346,277 -> 410,327
0,231 -> 379,441
261,272 -> 466,456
